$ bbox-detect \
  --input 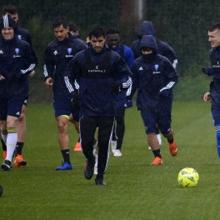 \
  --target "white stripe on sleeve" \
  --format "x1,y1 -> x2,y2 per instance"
20,64 -> 36,74
64,76 -> 75,93
159,81 -> 176,92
